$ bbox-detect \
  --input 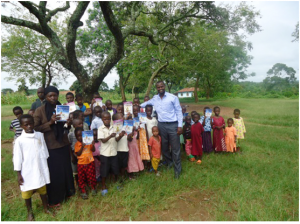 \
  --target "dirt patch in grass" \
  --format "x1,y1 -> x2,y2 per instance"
183,103 -> 234,118
135,189 -> 216,221
1,116 -> 15,121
